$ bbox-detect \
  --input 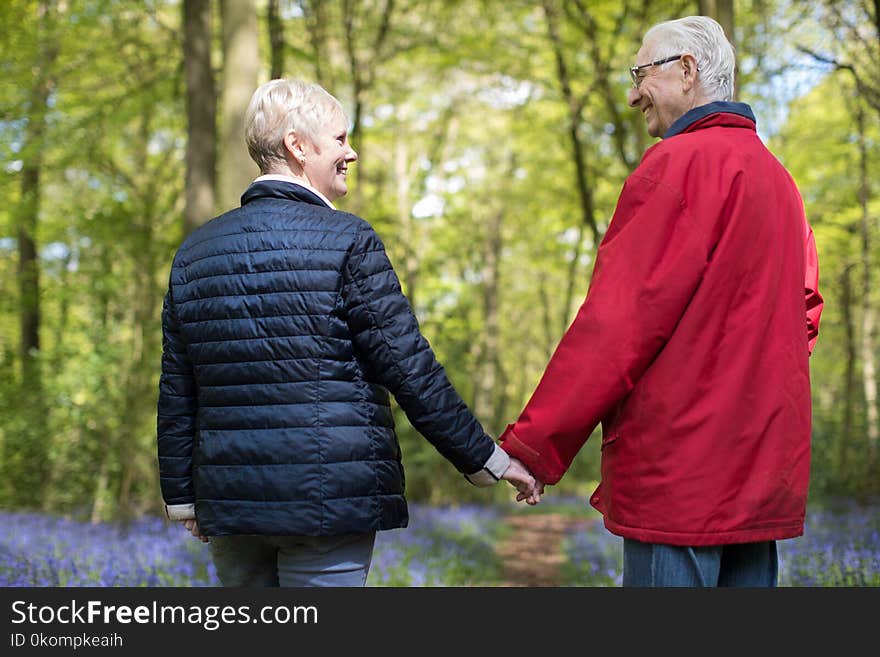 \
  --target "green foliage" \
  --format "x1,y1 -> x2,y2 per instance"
771,70 -> 880,498
1,0 -> 878,517
1,0 -> 181,519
